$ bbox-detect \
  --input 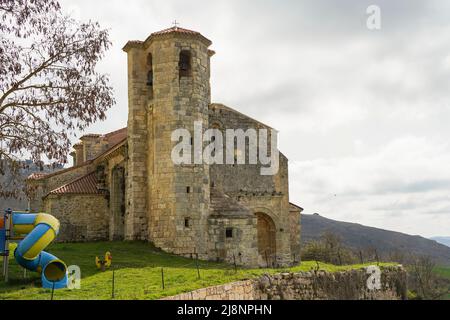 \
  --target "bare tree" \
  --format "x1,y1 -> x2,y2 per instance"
301,231 -> 357,265
408,256 -> 450,300
0,0 -> 115,197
